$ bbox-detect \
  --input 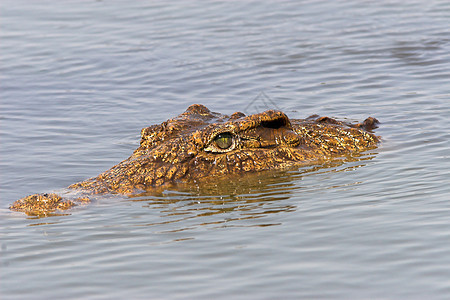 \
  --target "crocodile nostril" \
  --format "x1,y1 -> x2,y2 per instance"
261,117 -> 287,129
